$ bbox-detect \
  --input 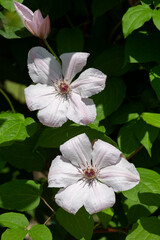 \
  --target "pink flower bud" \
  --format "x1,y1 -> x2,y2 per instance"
14,1 -> 50,39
